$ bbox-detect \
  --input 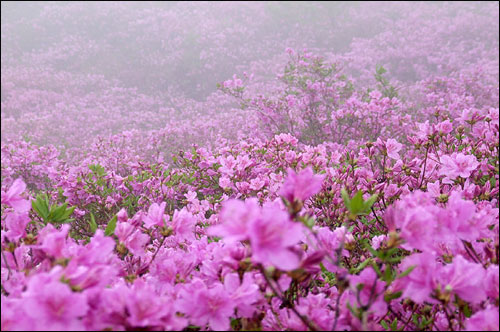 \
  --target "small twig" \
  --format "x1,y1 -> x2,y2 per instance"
419,145 -> 430,189
1,248 -> 13,280
401,305 -> 418,331
443,305 -> 455,331
259,265 -> 317,331
148,234 -> 167,267
462,240 -> 486,268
